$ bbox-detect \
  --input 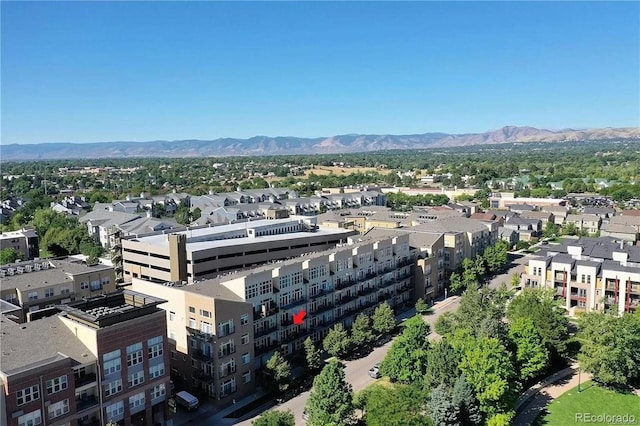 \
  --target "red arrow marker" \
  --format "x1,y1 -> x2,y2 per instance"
292,310 -> 306,325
